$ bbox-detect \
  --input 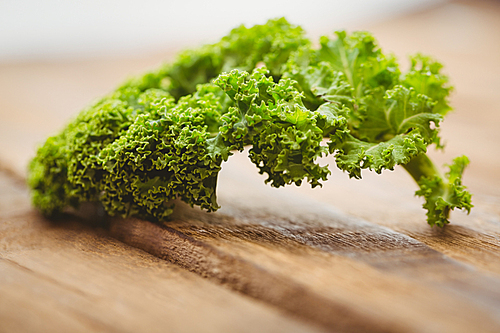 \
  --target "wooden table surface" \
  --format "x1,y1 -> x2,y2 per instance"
1,1 -> 500,332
